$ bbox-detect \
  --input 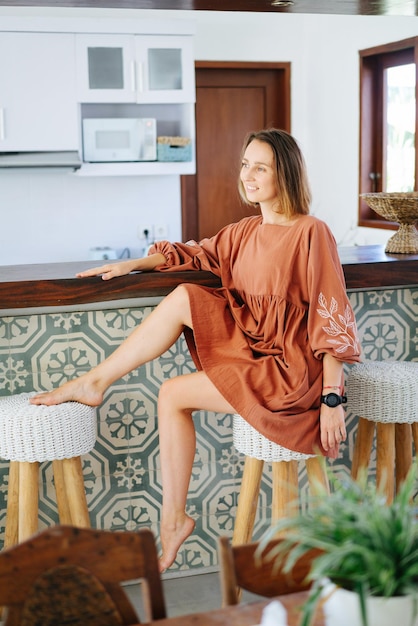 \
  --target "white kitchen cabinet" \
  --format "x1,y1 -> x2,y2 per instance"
0,32 -> 78,152
76,34 -> 195,104
75,30 -> 196,176
0,17 -> 196,176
